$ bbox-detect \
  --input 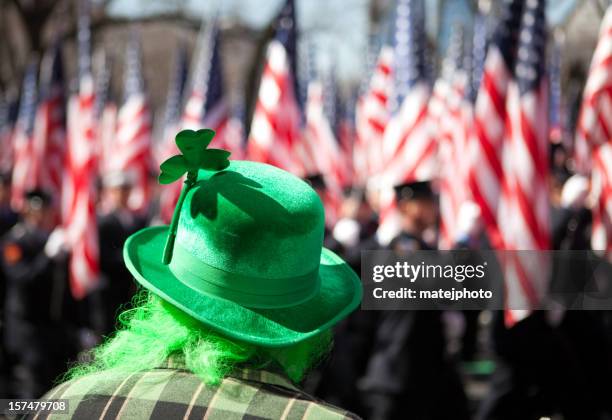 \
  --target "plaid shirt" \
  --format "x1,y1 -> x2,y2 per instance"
29,357 -> 360,420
